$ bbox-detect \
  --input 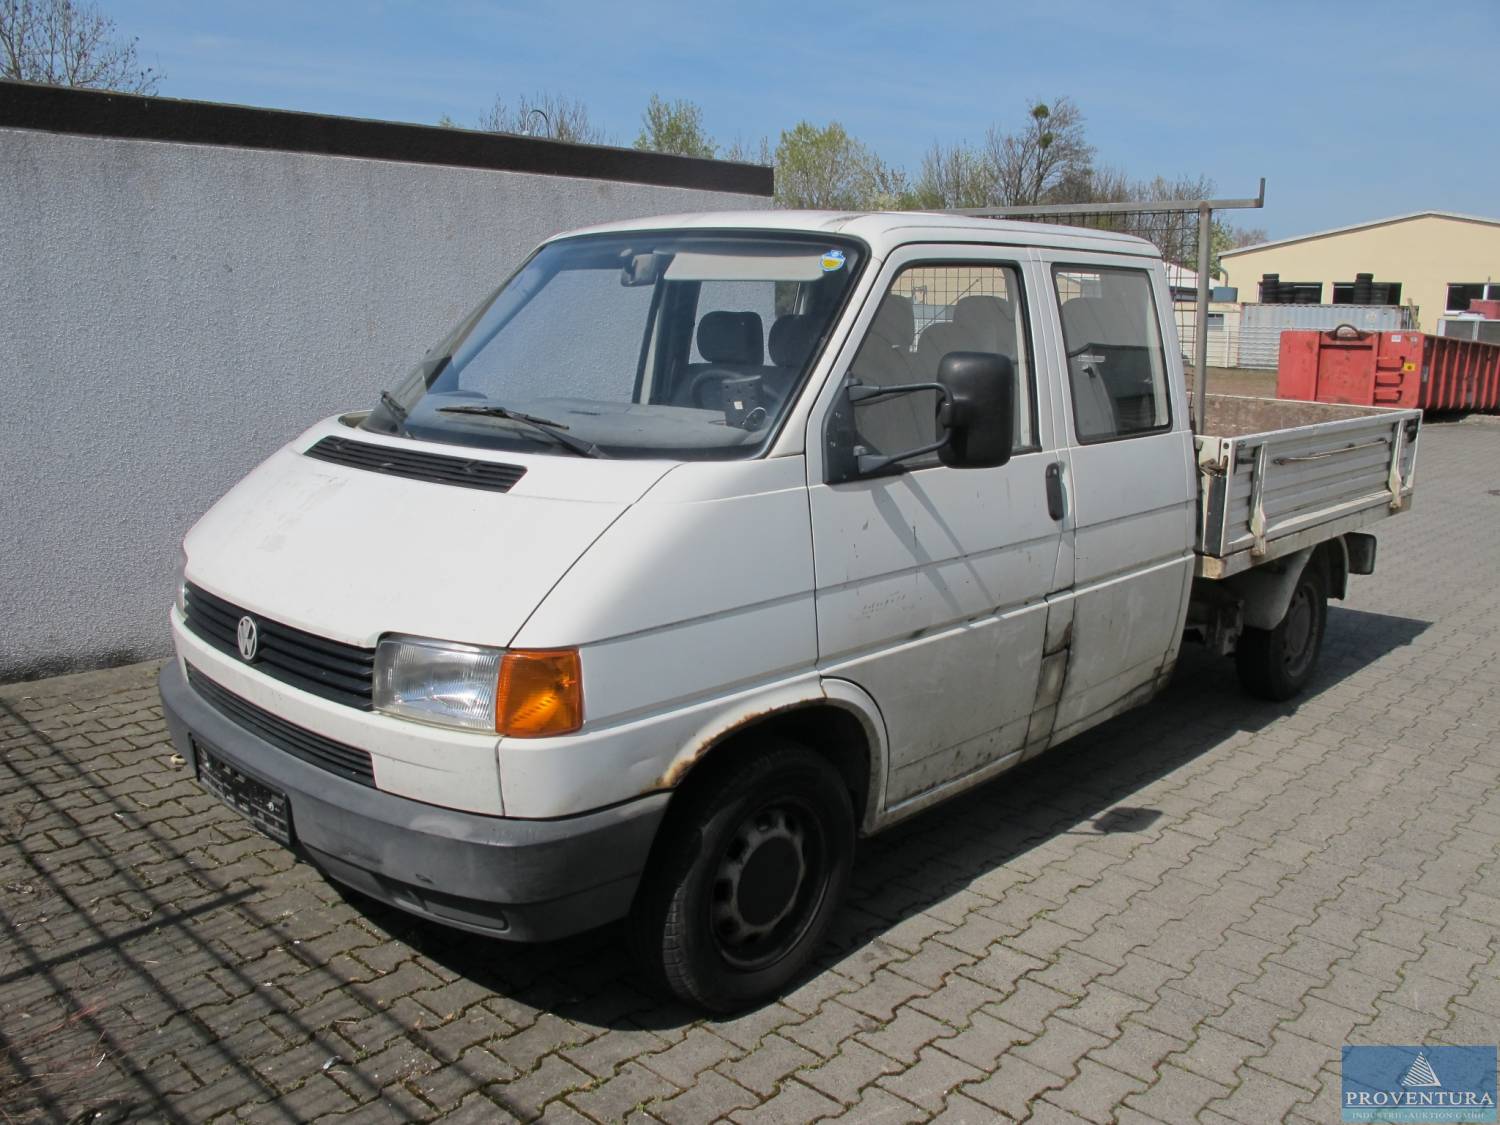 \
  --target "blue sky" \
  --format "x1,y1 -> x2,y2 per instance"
106,0 -> 1497,239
